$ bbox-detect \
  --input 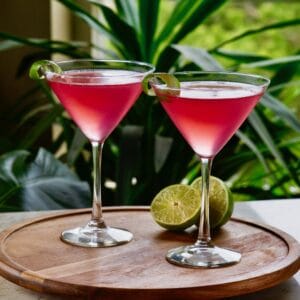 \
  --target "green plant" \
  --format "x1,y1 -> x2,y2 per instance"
0,0 -> 300,211
0,148 -> 90,211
